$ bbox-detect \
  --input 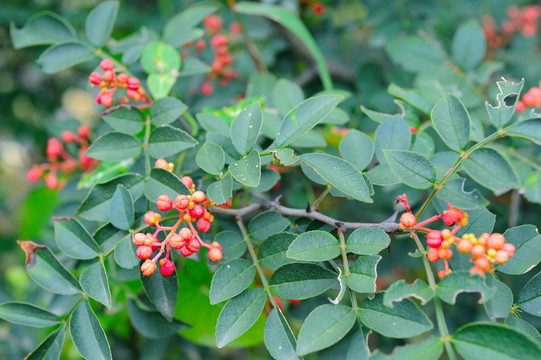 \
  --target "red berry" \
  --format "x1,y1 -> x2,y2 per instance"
127,77 -> 140,91
487,233 -> 505,250
174,194 -> 190,210
27,166 -> 42,182
132,233 -> 147,246
312,2 -> 325,15
203,15 -> 223,34
181,176 -> 194,188
229,22 -> 242,35
117,73 -> 129,83
136,245 -> 154,259
45,173 -> 58,189
144,211 -> 161,226
78,125 -> 90,139
502,243 -> 516,256
144,234 -> 156,246
103,69 -> 115,82
208,247 -> 222,262
201,81 -> 213,95
46,138 -> 62,159
159,259 -> 175,276
400,212 -> 416,228
186,238 -> 200,253
196,40 -> 206,51
471,245 -> 486,259
494,250 -> 509,264
99,59 -> 114,71
169,234 -> 185,249
156,194 -> 173,212
470,266 -> 485,276
442,206 -> 463,226
211,34 -> 228,47
179,227 -> 192,240
427,247 -> 440,262
141,260 -> 157,276
426,231 -> 443,248
155,158 -> 168,169
101,94 -> 113,107
197,218 -> 211,232
457,240 -> 473,254
61,131 -> 76,143
89,72 -> 102,85
475,257 -> 491,272
189,204 -> 205,218
180,247 -> 193,257
79,148 -> 94,169
192,191 -> 206,203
